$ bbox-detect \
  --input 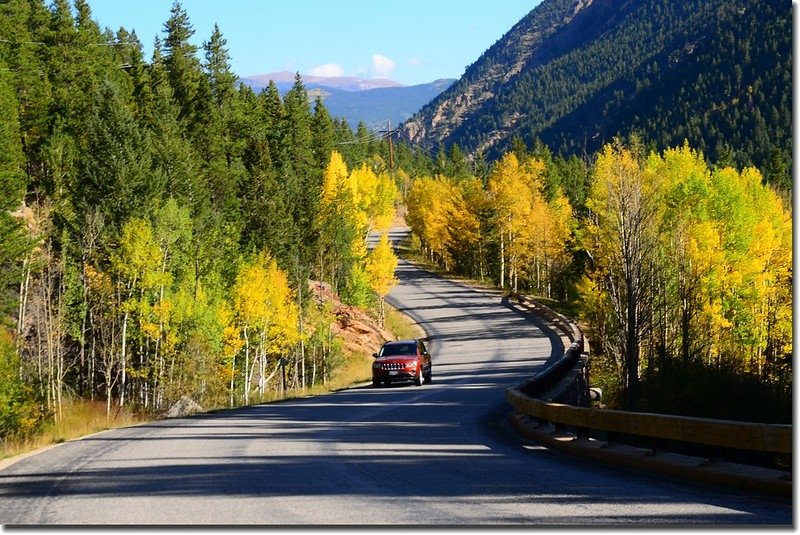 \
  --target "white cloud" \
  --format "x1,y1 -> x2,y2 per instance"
407,57 -> 423,67
309,63 -> 345,77
371,54 -> 396,79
